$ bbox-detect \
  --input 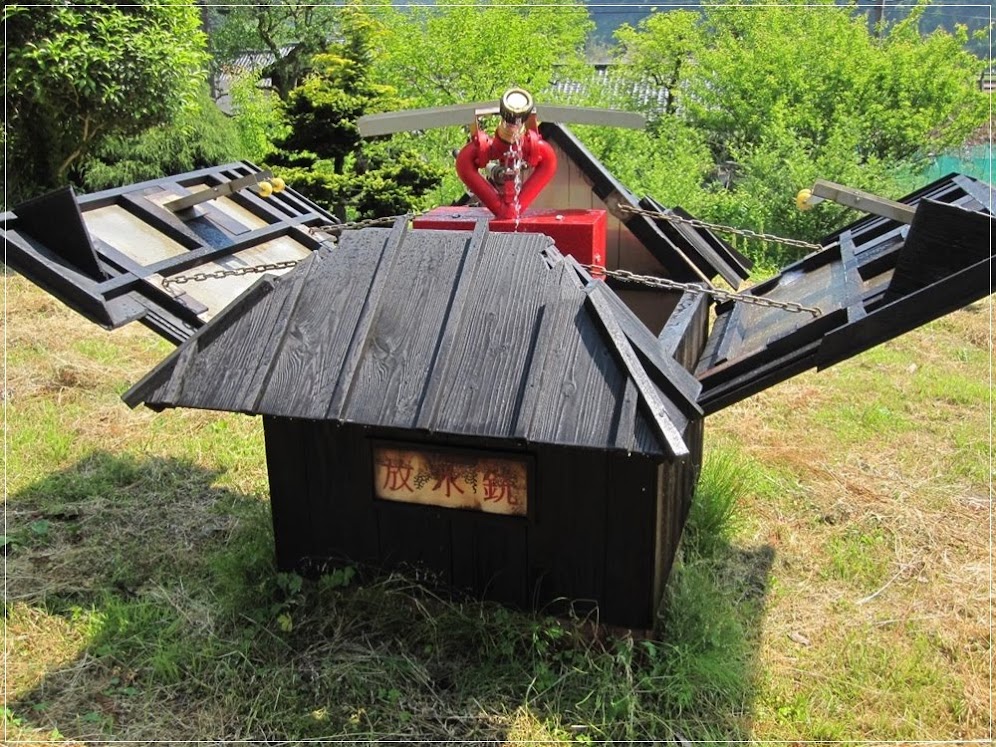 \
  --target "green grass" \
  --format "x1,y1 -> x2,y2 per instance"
4,277 -> 990,742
